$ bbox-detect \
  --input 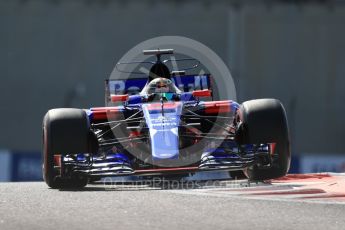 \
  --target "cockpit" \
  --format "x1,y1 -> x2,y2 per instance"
139,78 -> 182,102
145,78 -> 181,94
